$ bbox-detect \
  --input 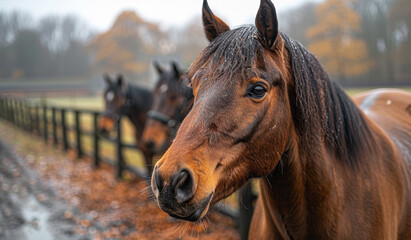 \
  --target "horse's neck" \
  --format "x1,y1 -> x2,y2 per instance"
260,136 -> 338,238
123,86 -> 151,137
125,110 -> 146,138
